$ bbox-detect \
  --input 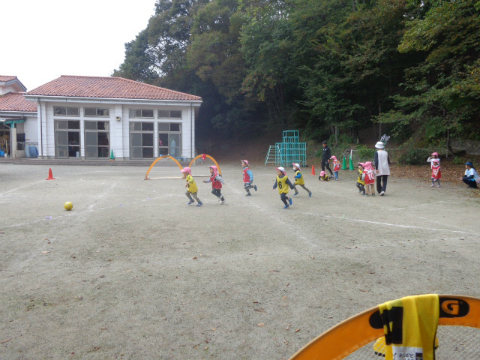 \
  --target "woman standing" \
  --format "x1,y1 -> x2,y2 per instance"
374,141 -> 391,196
